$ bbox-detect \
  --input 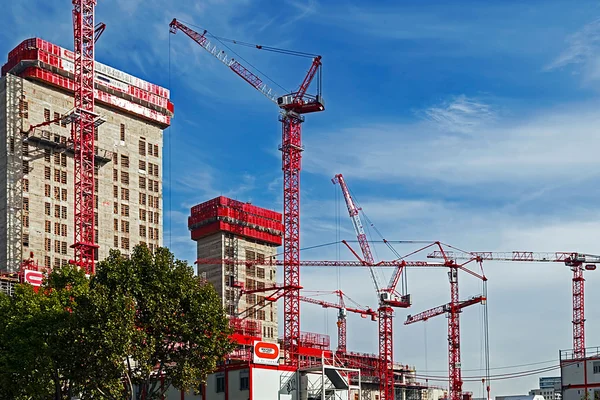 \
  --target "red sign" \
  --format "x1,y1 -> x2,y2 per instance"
253,341 -> 280,365
23,270 -> 43,287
